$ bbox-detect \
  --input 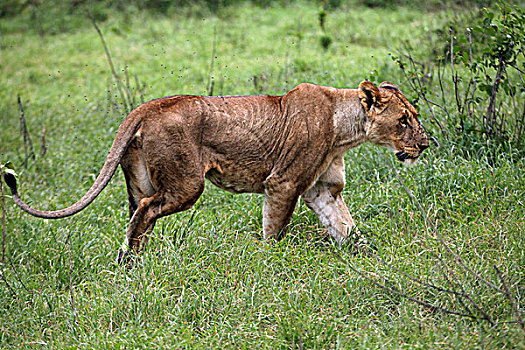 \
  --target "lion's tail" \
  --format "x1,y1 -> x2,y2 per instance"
3,113 -> 142,219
